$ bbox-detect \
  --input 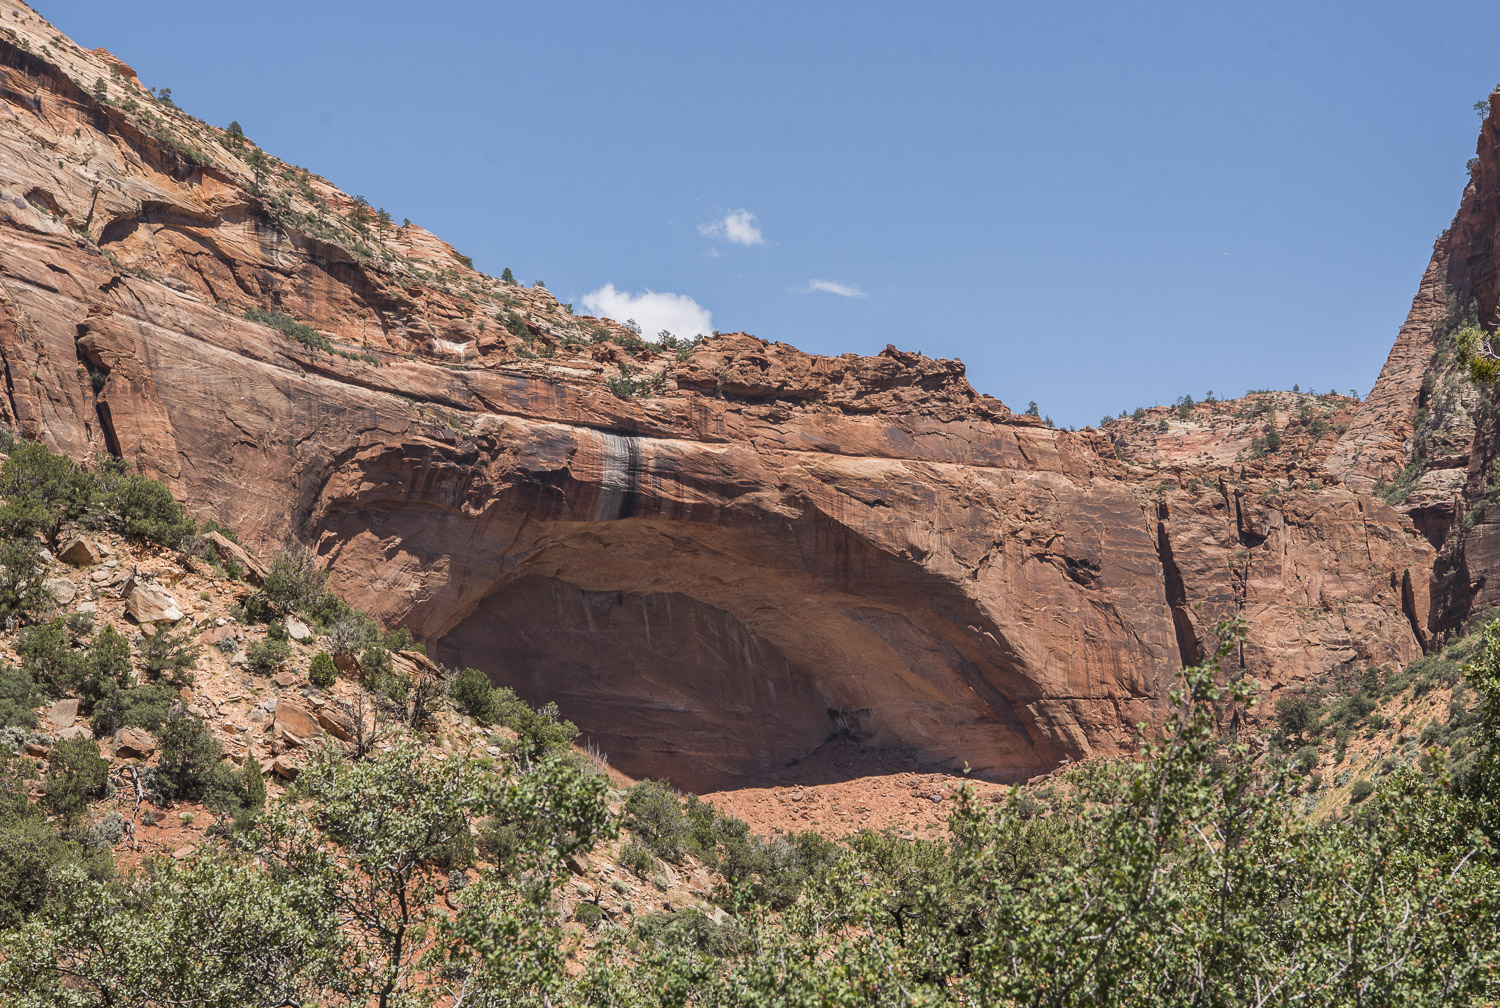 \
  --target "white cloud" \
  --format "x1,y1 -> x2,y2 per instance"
698,209 -> 765,246
800,278 -> 867,298
580,283 -> 713,341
